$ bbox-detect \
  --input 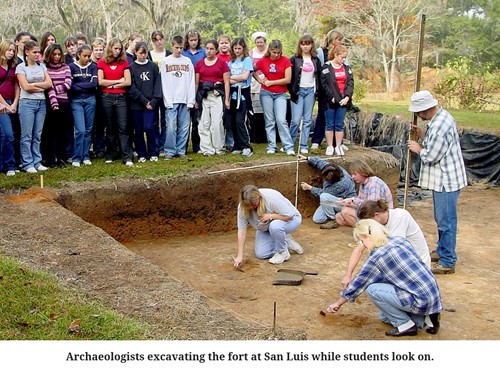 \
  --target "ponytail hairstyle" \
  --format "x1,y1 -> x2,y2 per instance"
76,44 -> 92,61
265,40 -> 283,57
357,199 -> 390,220
353,219 -> 389,251
23,40 -> 40,66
